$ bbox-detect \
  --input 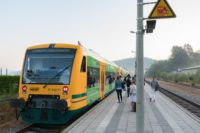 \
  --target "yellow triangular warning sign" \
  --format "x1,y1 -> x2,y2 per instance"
148,0 -> 176,19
